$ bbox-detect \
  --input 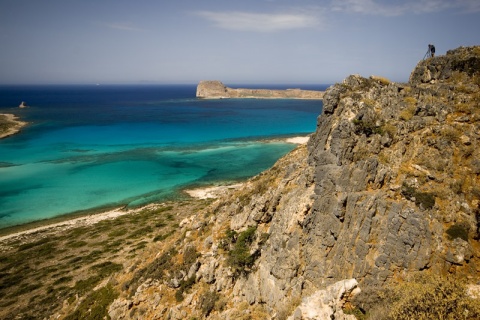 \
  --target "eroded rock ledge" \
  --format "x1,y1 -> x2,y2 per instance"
196,80 -> 324,100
